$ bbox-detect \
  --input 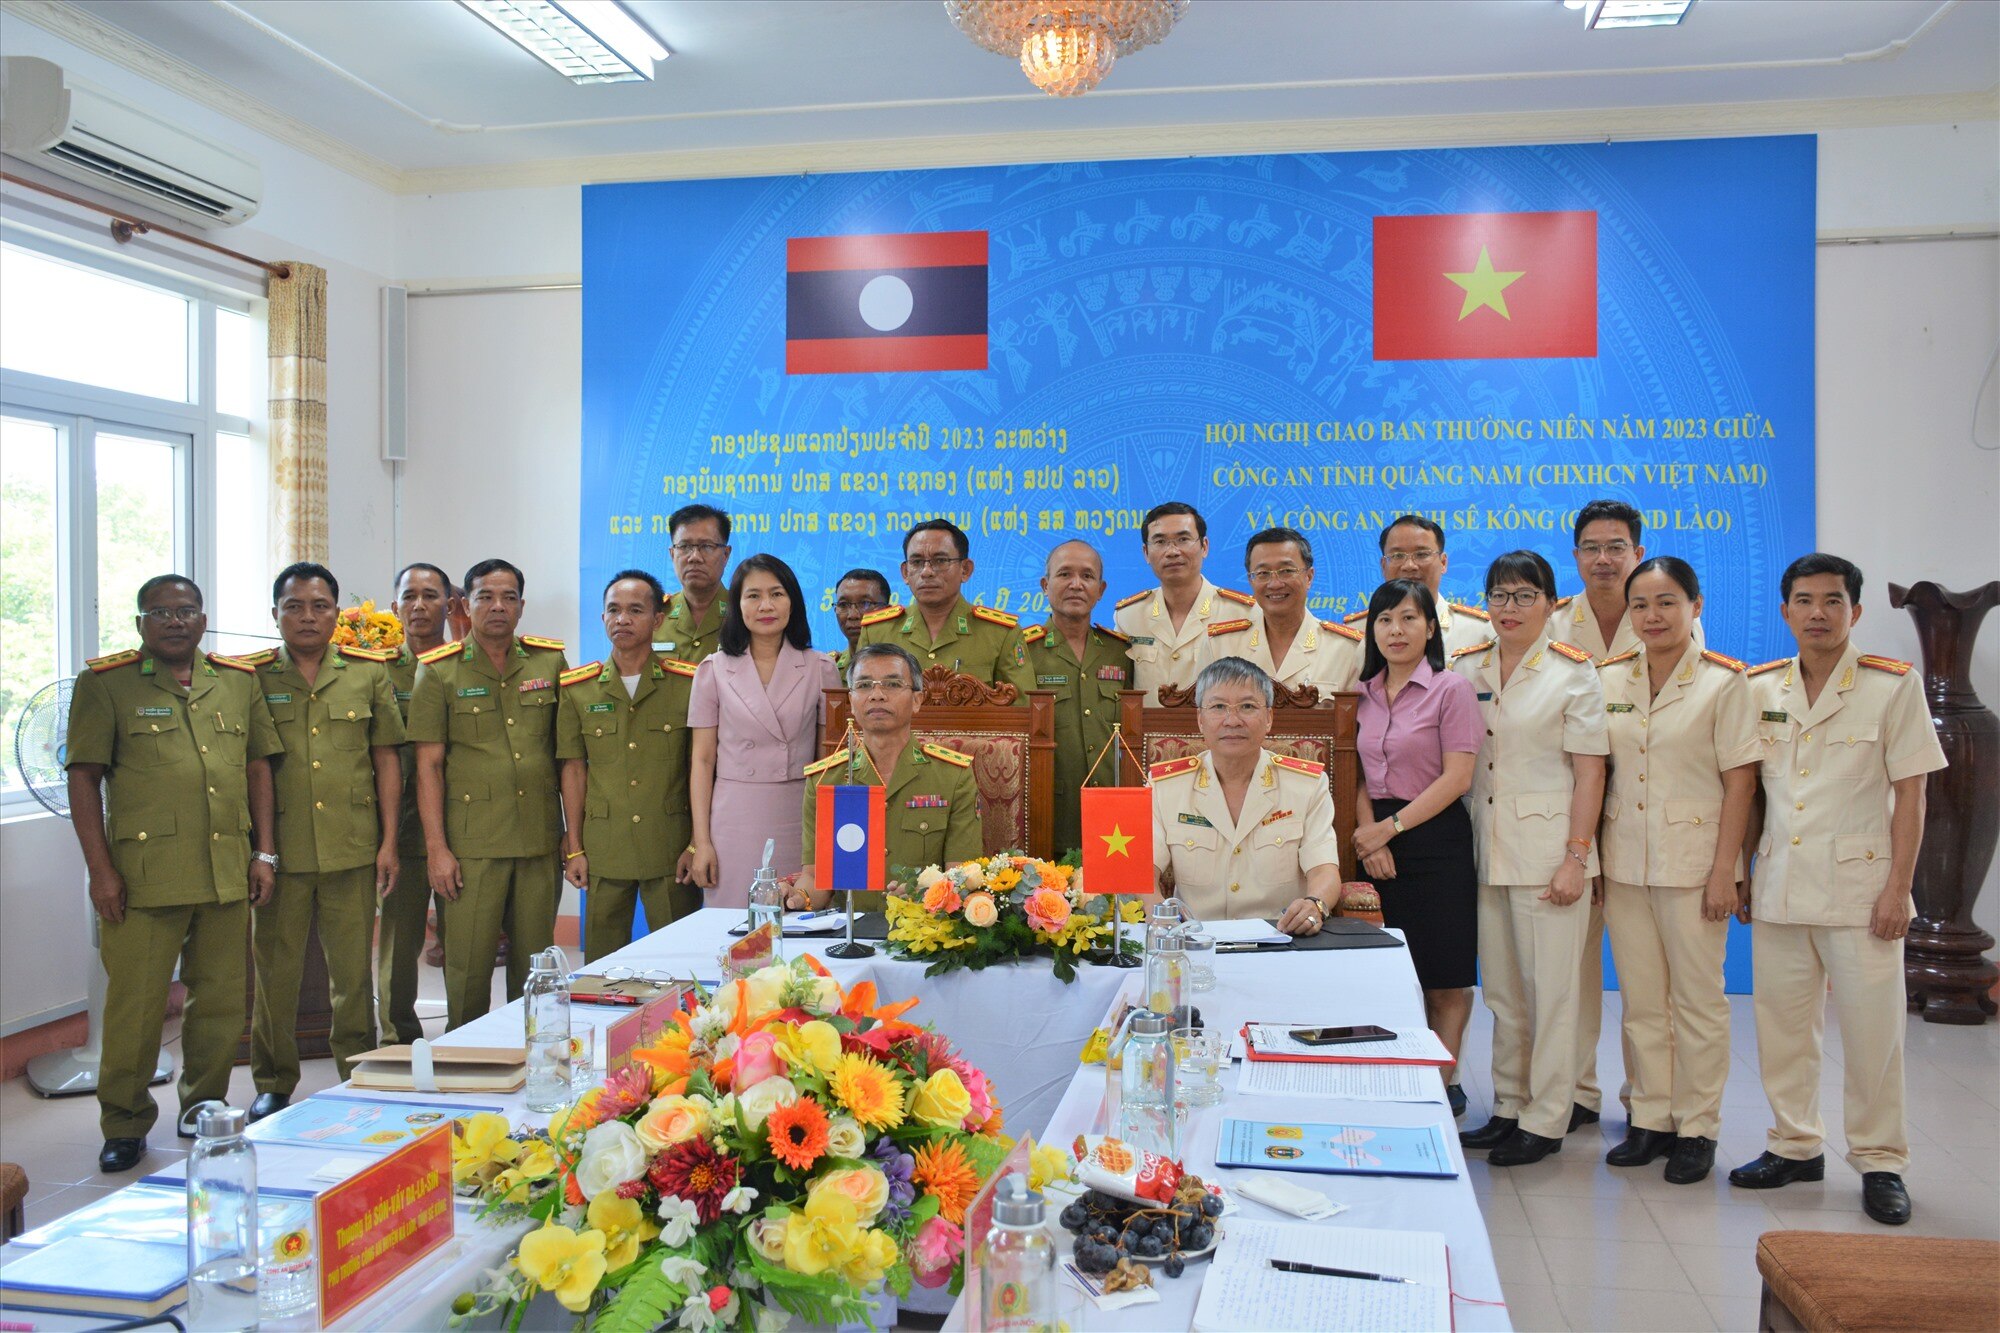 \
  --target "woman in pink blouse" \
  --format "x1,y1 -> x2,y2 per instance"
1353,578 -> 1485,1116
